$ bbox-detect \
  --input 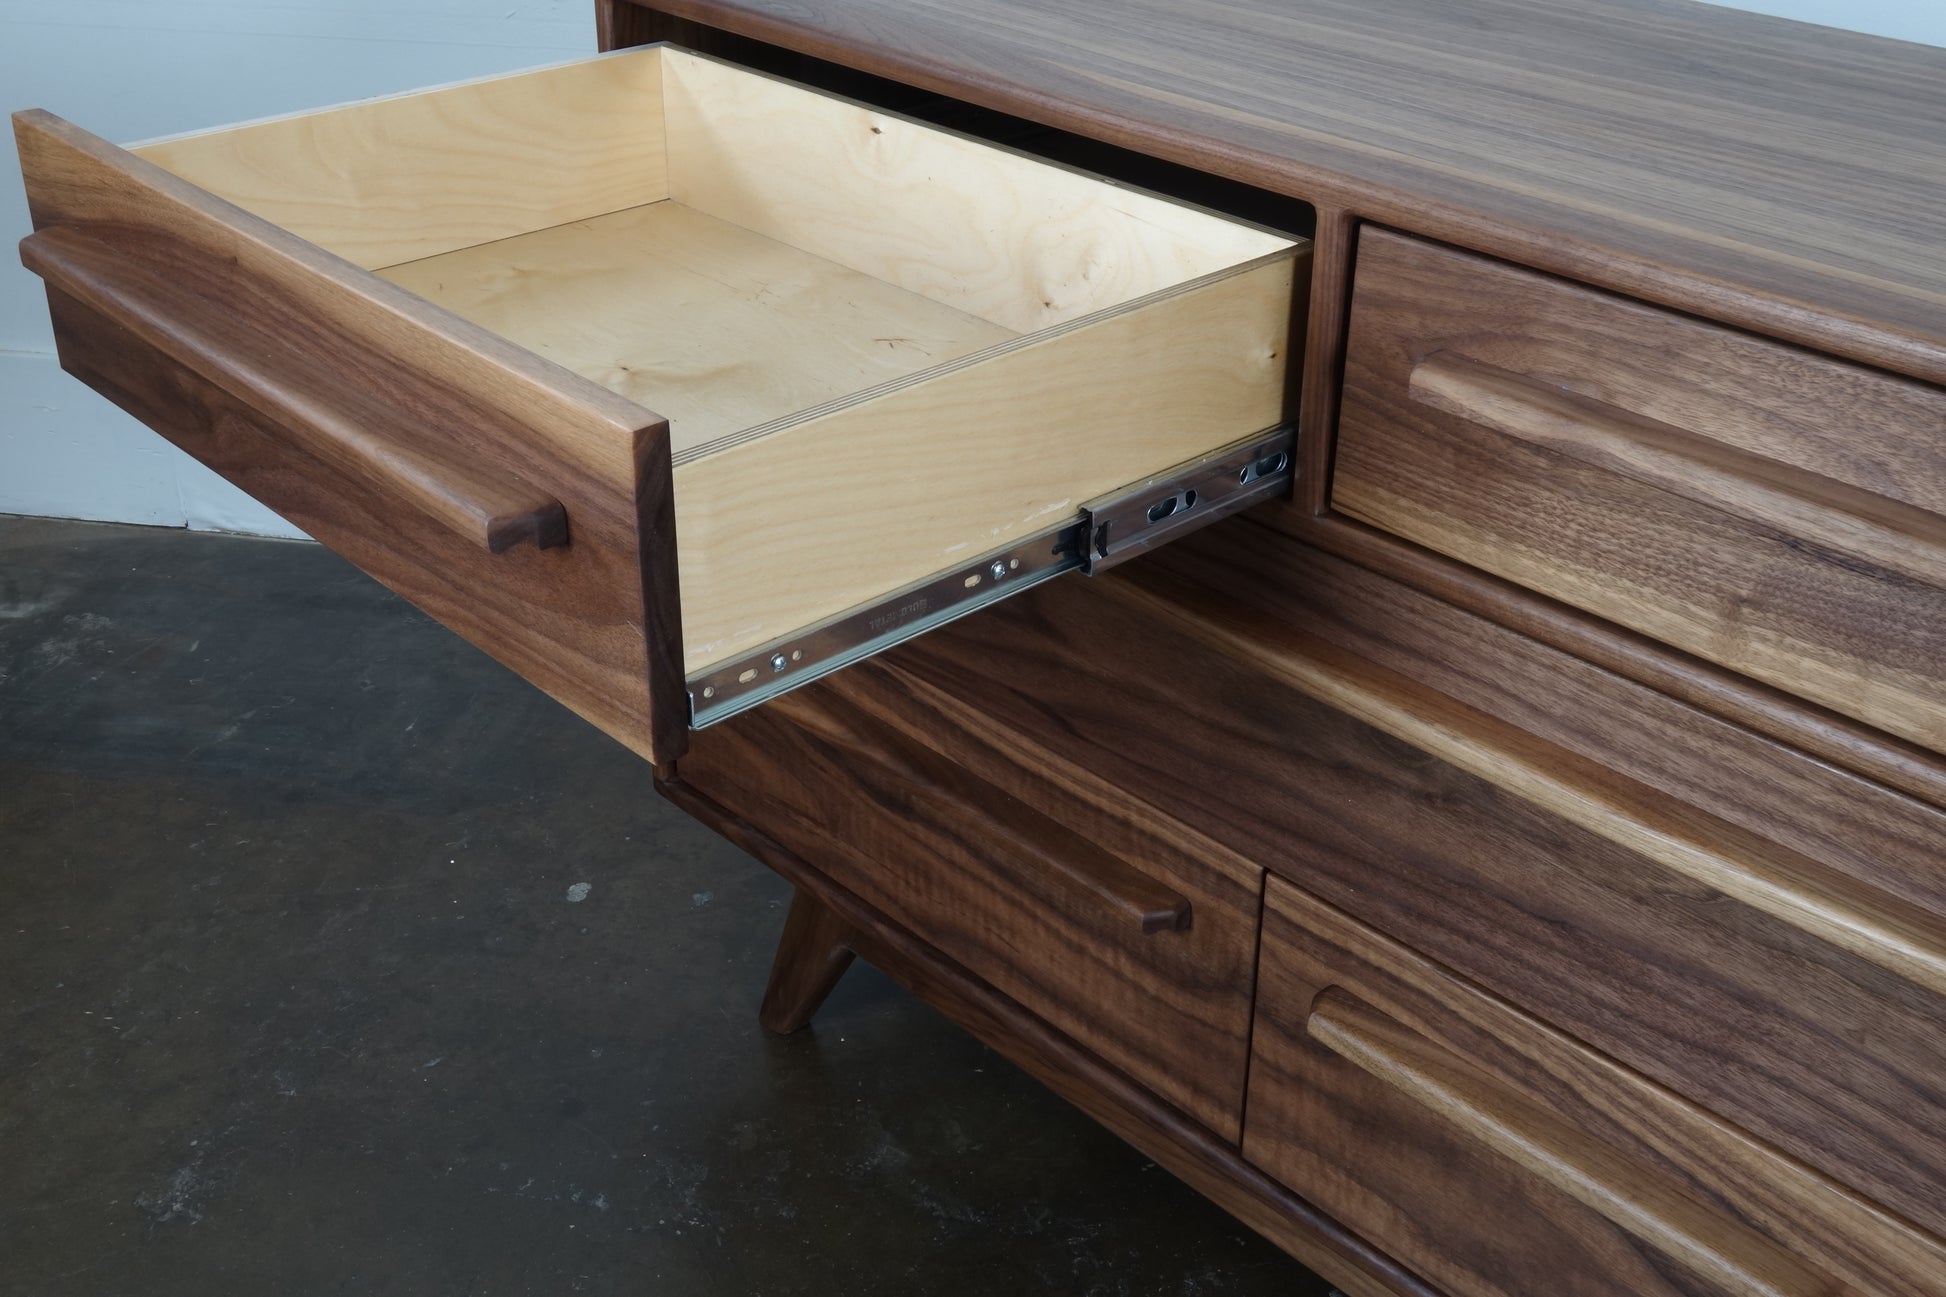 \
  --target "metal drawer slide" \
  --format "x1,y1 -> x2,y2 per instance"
687,426 -> 1294,727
